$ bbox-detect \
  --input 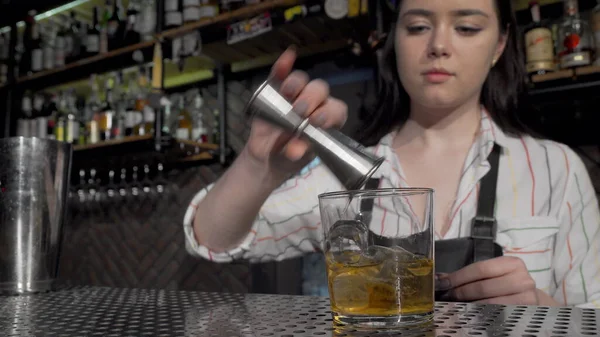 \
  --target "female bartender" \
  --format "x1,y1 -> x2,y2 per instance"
184,0 -> 600,308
